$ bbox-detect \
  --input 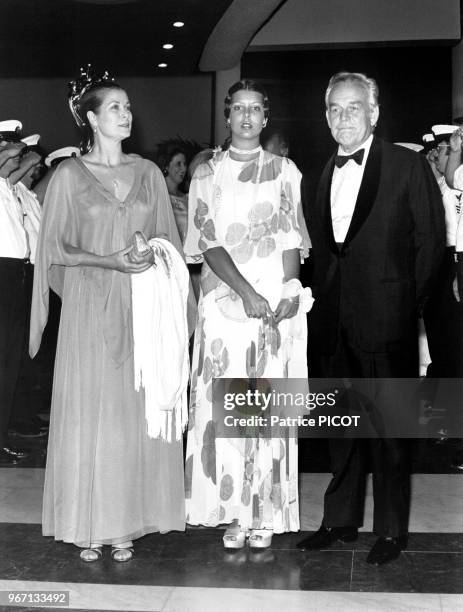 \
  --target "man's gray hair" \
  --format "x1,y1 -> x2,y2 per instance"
325,72 -> 379,109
